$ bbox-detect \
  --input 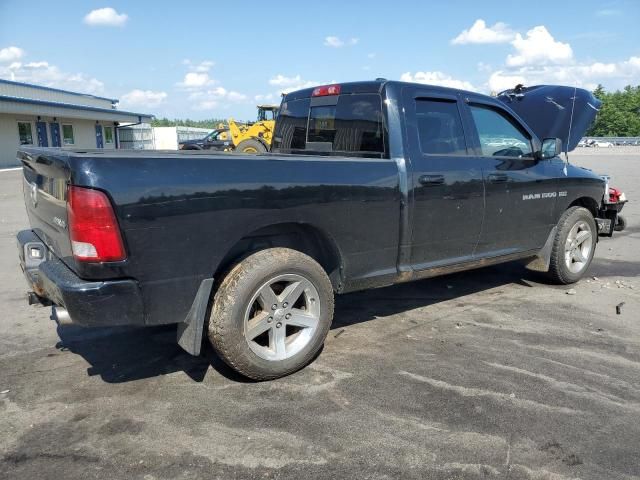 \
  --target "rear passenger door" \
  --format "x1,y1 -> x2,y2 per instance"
403,89 -> 484,269
466,102 -> 561,255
